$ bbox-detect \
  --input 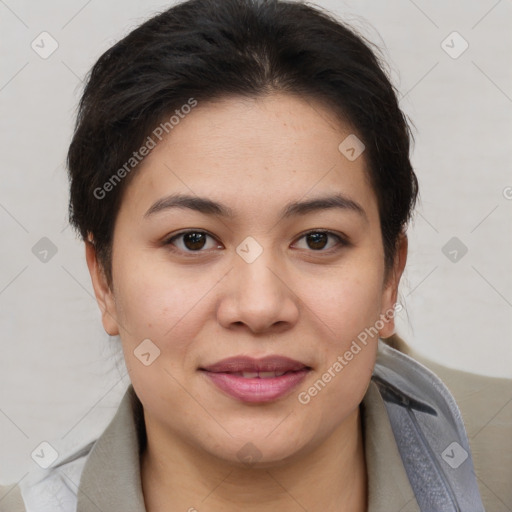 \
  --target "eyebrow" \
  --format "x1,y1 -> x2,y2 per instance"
144,192 -> 367,221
